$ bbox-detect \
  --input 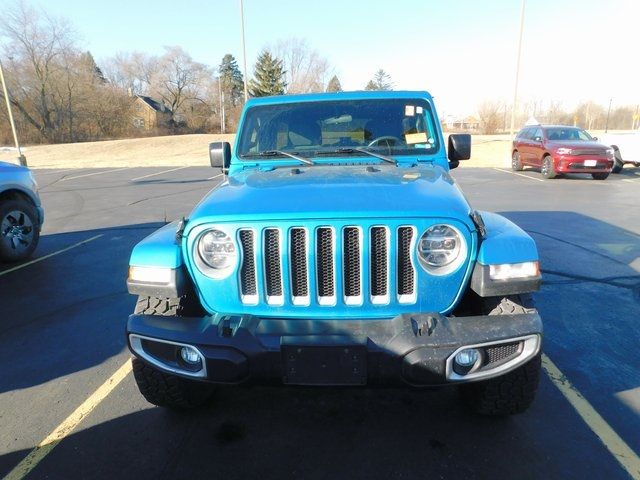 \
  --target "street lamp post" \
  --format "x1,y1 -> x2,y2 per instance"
605,98 -> 612,133
0,60 -> 27,166
509,0 -> 526,139
239,0 -> 249,102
